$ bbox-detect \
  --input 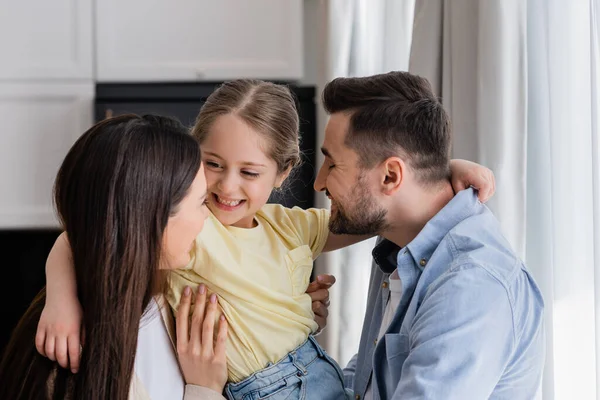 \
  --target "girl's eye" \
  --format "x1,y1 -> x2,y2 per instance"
206,161 -> 221,168
242,171 -> 260,178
